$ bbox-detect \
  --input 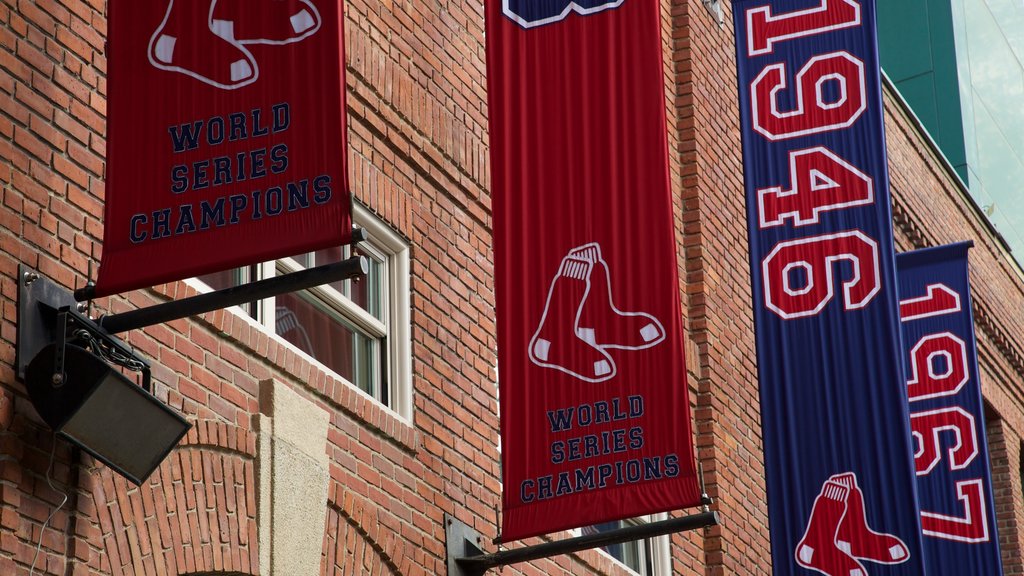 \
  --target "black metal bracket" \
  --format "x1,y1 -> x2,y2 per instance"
16,267 -> 153,389
97,254 -> 367,334
72,228 -> 368,302
18,249 -> 368,380
445,510 -> 720,576
17,265 -> 79,382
